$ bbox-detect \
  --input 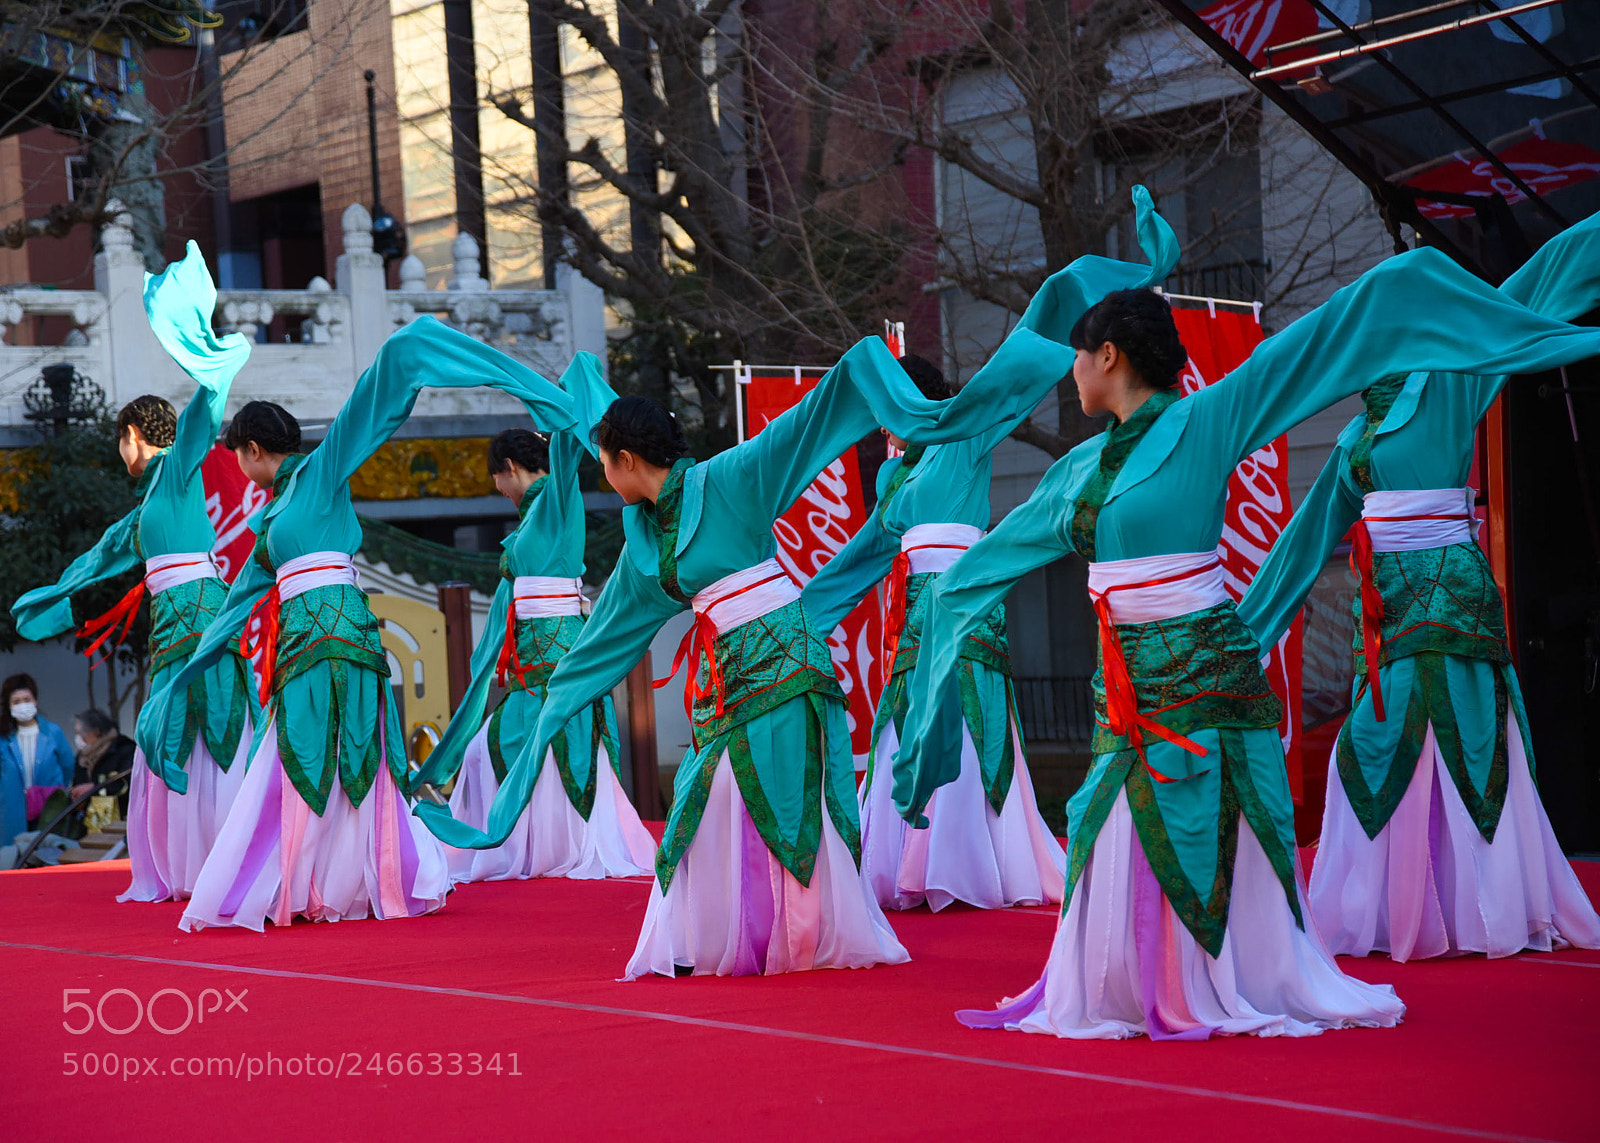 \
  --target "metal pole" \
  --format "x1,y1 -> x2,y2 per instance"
364,69 -> 384,209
